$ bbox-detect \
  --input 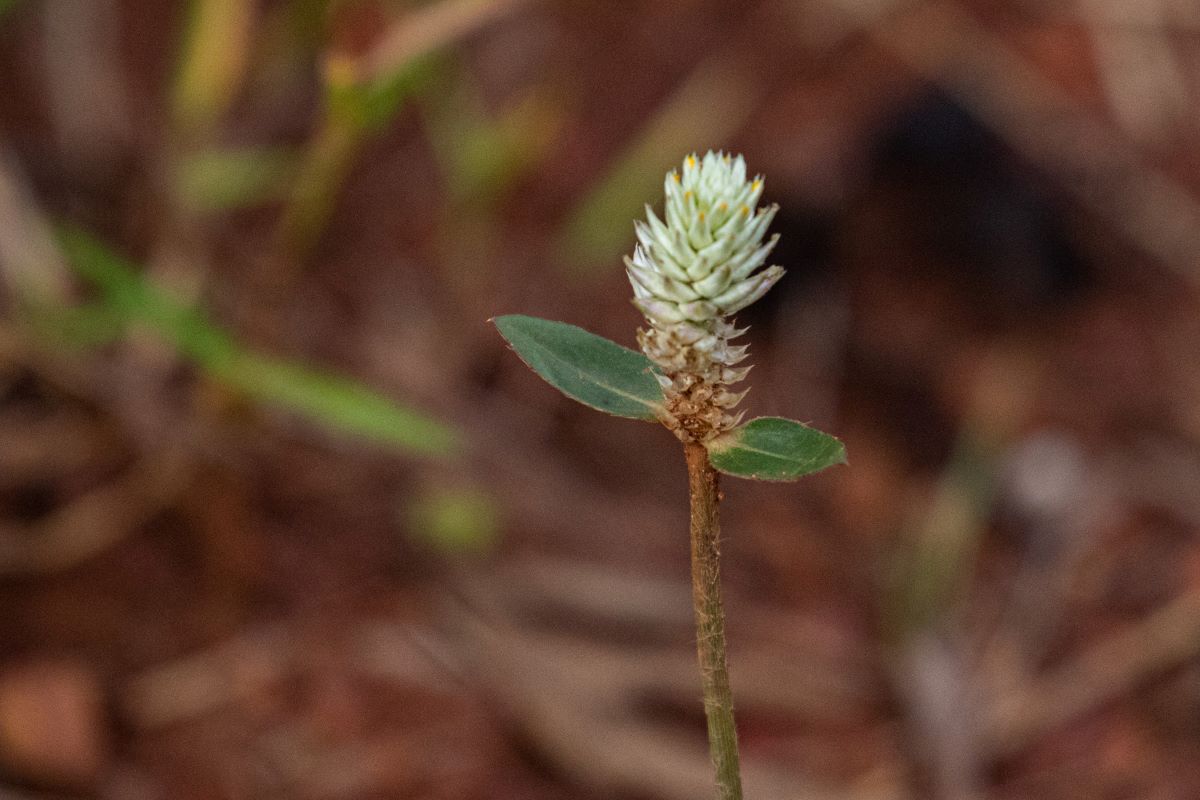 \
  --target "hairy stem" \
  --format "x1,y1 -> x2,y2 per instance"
684,441 -> 743,800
